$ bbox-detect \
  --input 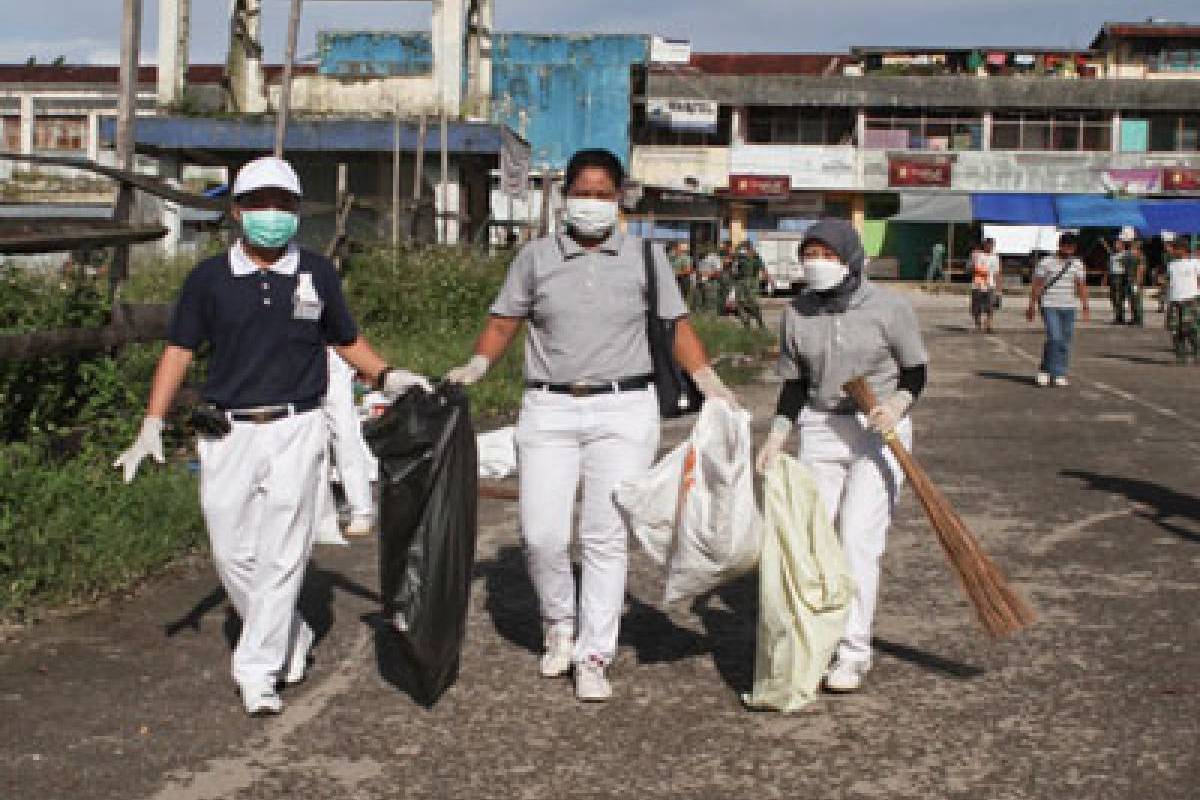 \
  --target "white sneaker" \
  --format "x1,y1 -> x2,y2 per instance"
574,655 -> 612,702
1052,376 -> 1069,388
344,514 -> 376,537
1035,372 -> 1050,387
240,684 -> 284,716
823,659 -> 870,693
539,624 -> 575,678
282,648 -> 309,687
